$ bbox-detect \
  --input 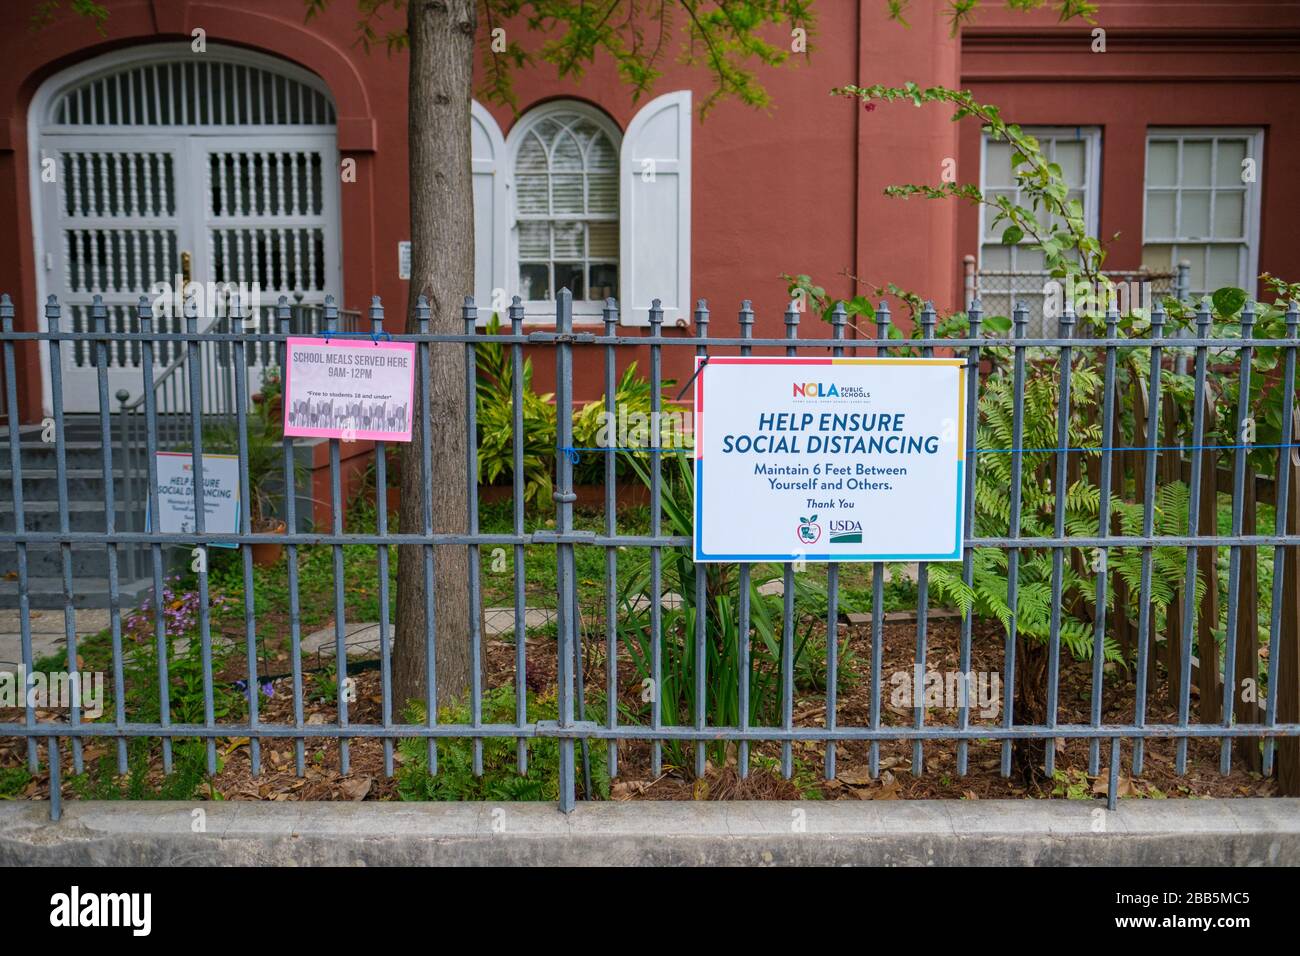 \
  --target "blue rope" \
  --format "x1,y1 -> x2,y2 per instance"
558,441 -> 1300,463
318,329 -> 391,344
